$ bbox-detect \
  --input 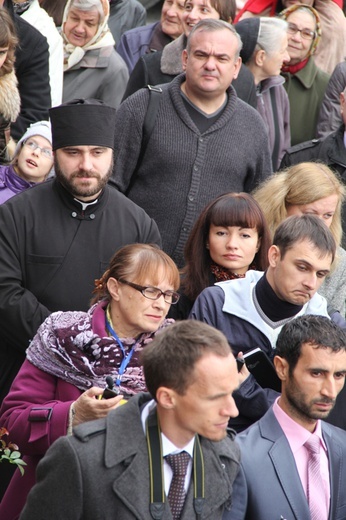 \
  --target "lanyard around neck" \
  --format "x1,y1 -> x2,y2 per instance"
146,408 -> 205,520
105,307 -> 136,389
